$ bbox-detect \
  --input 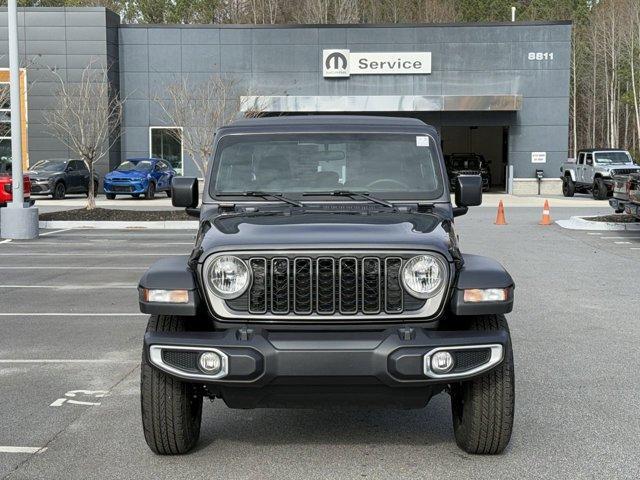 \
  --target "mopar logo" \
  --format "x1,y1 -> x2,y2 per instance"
323,49 -> 350,77
325,51 -> 348,70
